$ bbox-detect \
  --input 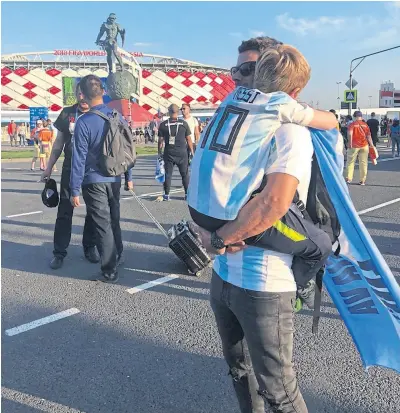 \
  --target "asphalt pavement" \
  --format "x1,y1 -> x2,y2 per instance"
2,143 -> 400,413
